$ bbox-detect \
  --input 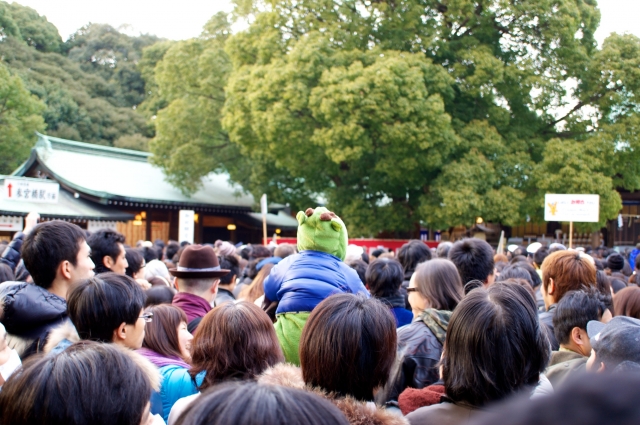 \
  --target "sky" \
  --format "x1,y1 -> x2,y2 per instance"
10,0 -> 640,45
